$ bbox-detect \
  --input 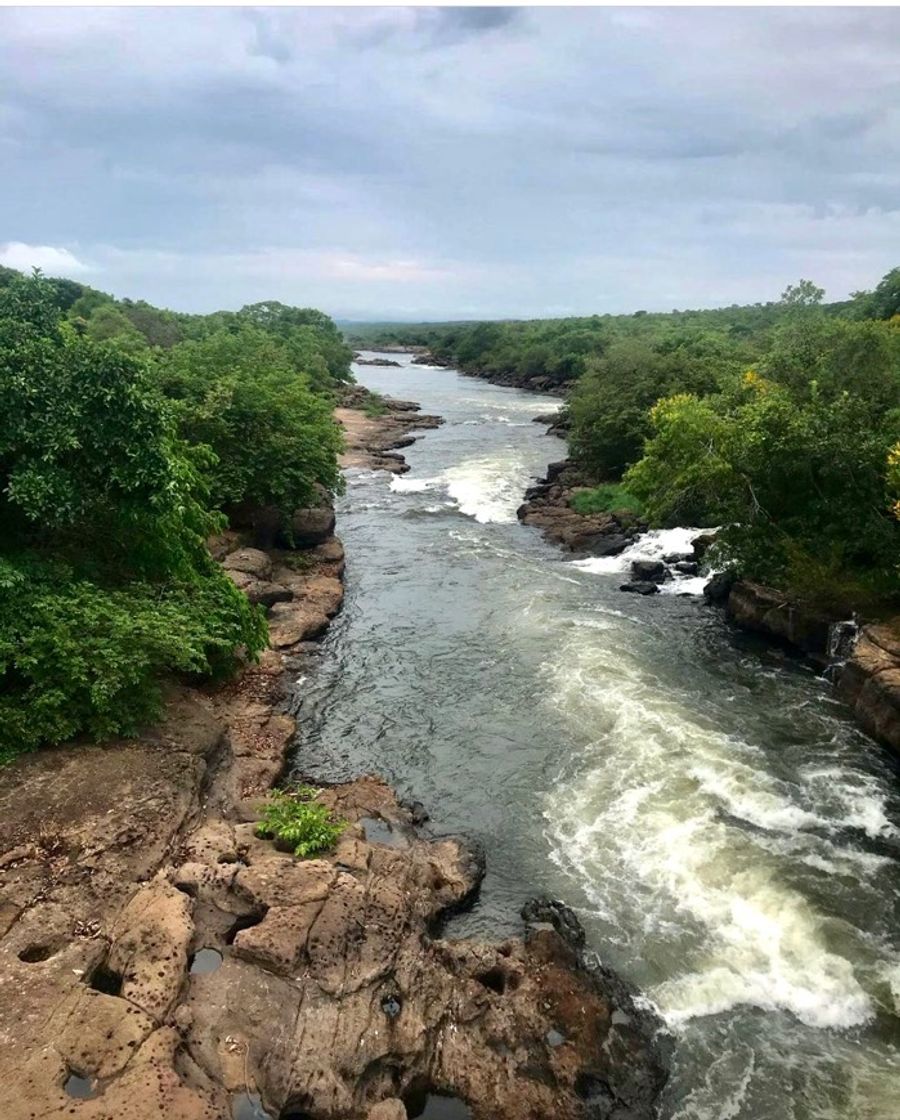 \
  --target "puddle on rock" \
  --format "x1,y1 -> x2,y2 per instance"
360,816 -> 408,848
232,1091 -> 273,1120
405,1092 -> 473,1119
189,947 -> 223,975
64,1073 -> 99,1100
